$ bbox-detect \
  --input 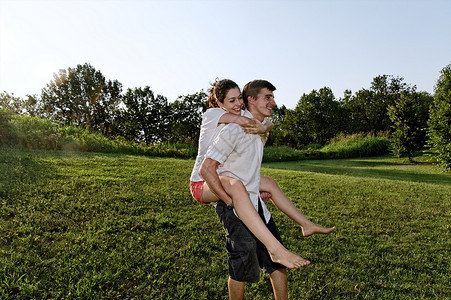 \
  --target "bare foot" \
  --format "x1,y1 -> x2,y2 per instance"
269,247 -> 311,269
302,222 -> 336,237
